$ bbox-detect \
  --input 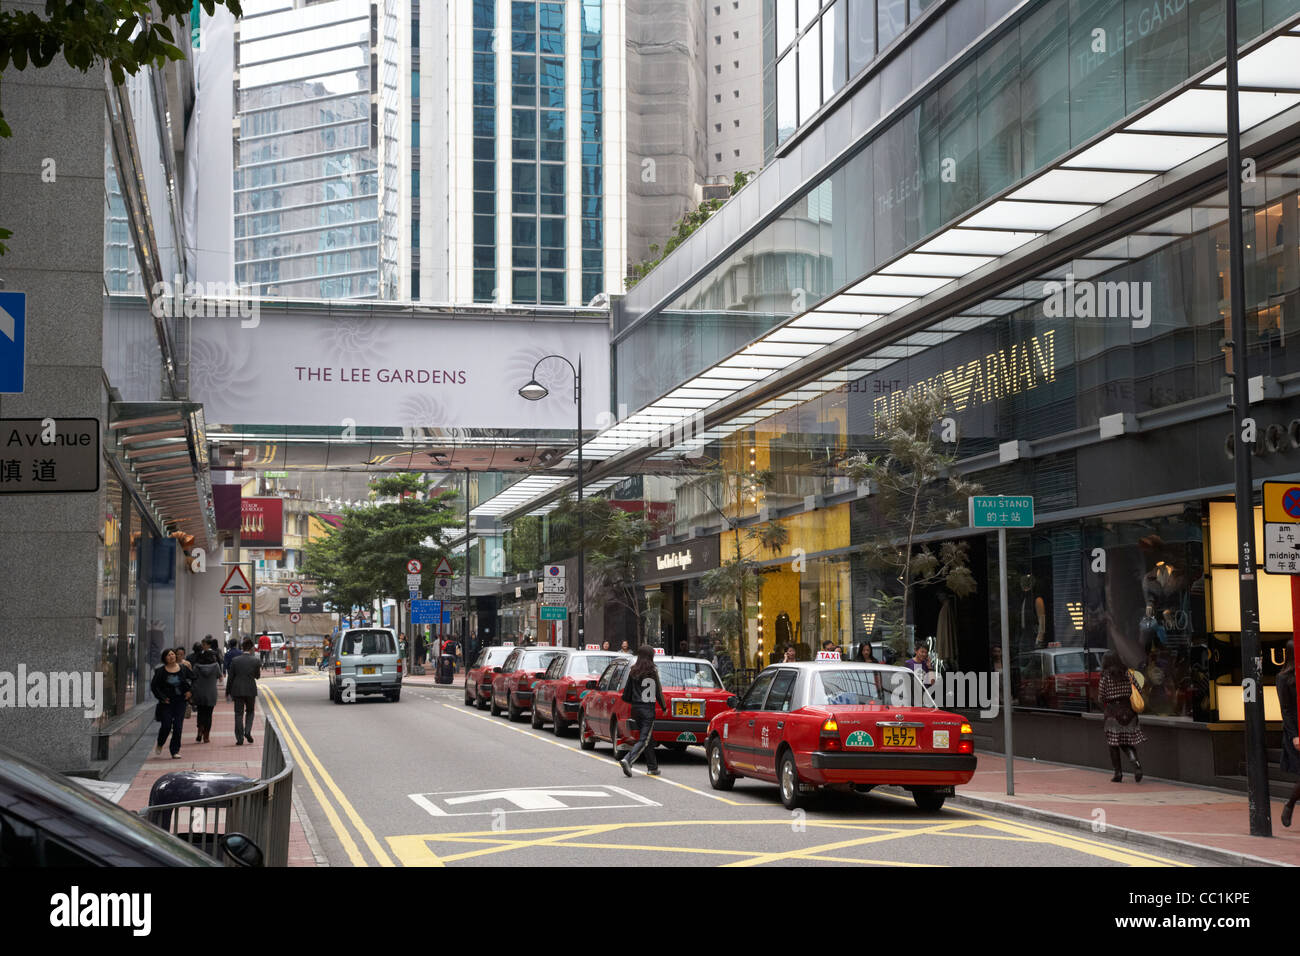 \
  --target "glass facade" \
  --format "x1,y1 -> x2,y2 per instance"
474,0 -> 497,302
511,1 -> 568,304
617,0 -> 1300,413
234,0 -> 389,298
630,149 -> 1300,722
580,0 -> 603,305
